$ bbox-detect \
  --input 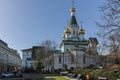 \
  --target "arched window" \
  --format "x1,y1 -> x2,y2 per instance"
83,55 -> 86,64
73,30 -> 75,35
59,55 -> 62,64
